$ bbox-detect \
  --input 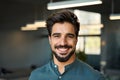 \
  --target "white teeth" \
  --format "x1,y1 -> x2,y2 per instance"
58,48 -> 68,52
